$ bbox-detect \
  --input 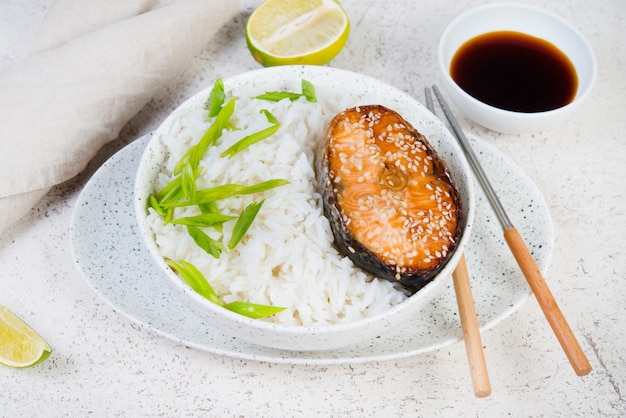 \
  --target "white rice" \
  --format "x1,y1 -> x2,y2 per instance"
146,79 -> 408,326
